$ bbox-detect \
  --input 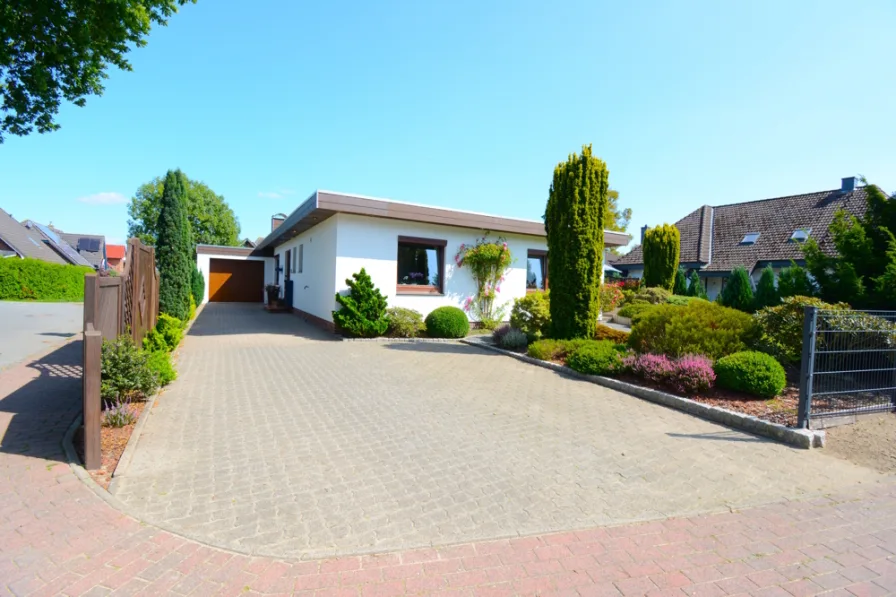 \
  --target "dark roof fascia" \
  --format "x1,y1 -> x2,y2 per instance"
253,192 -> 318,255
754,259 -> 806,270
